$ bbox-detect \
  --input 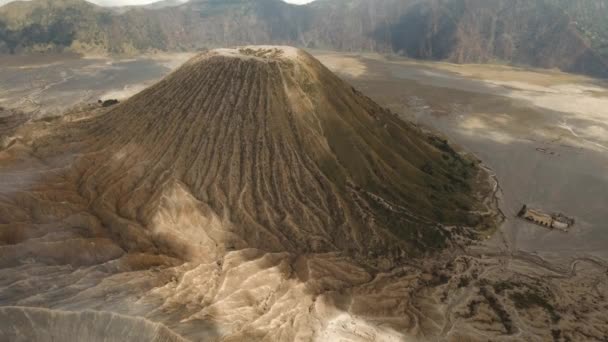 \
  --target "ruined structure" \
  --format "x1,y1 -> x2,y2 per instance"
517,205 -> 575,231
